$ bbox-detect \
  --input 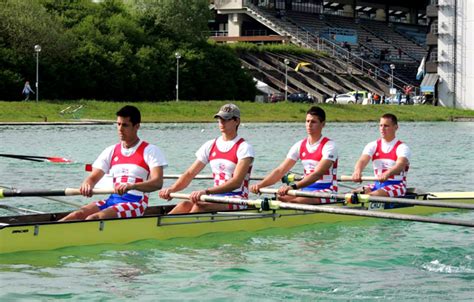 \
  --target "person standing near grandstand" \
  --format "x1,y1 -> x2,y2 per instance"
373,92 -> 380,104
